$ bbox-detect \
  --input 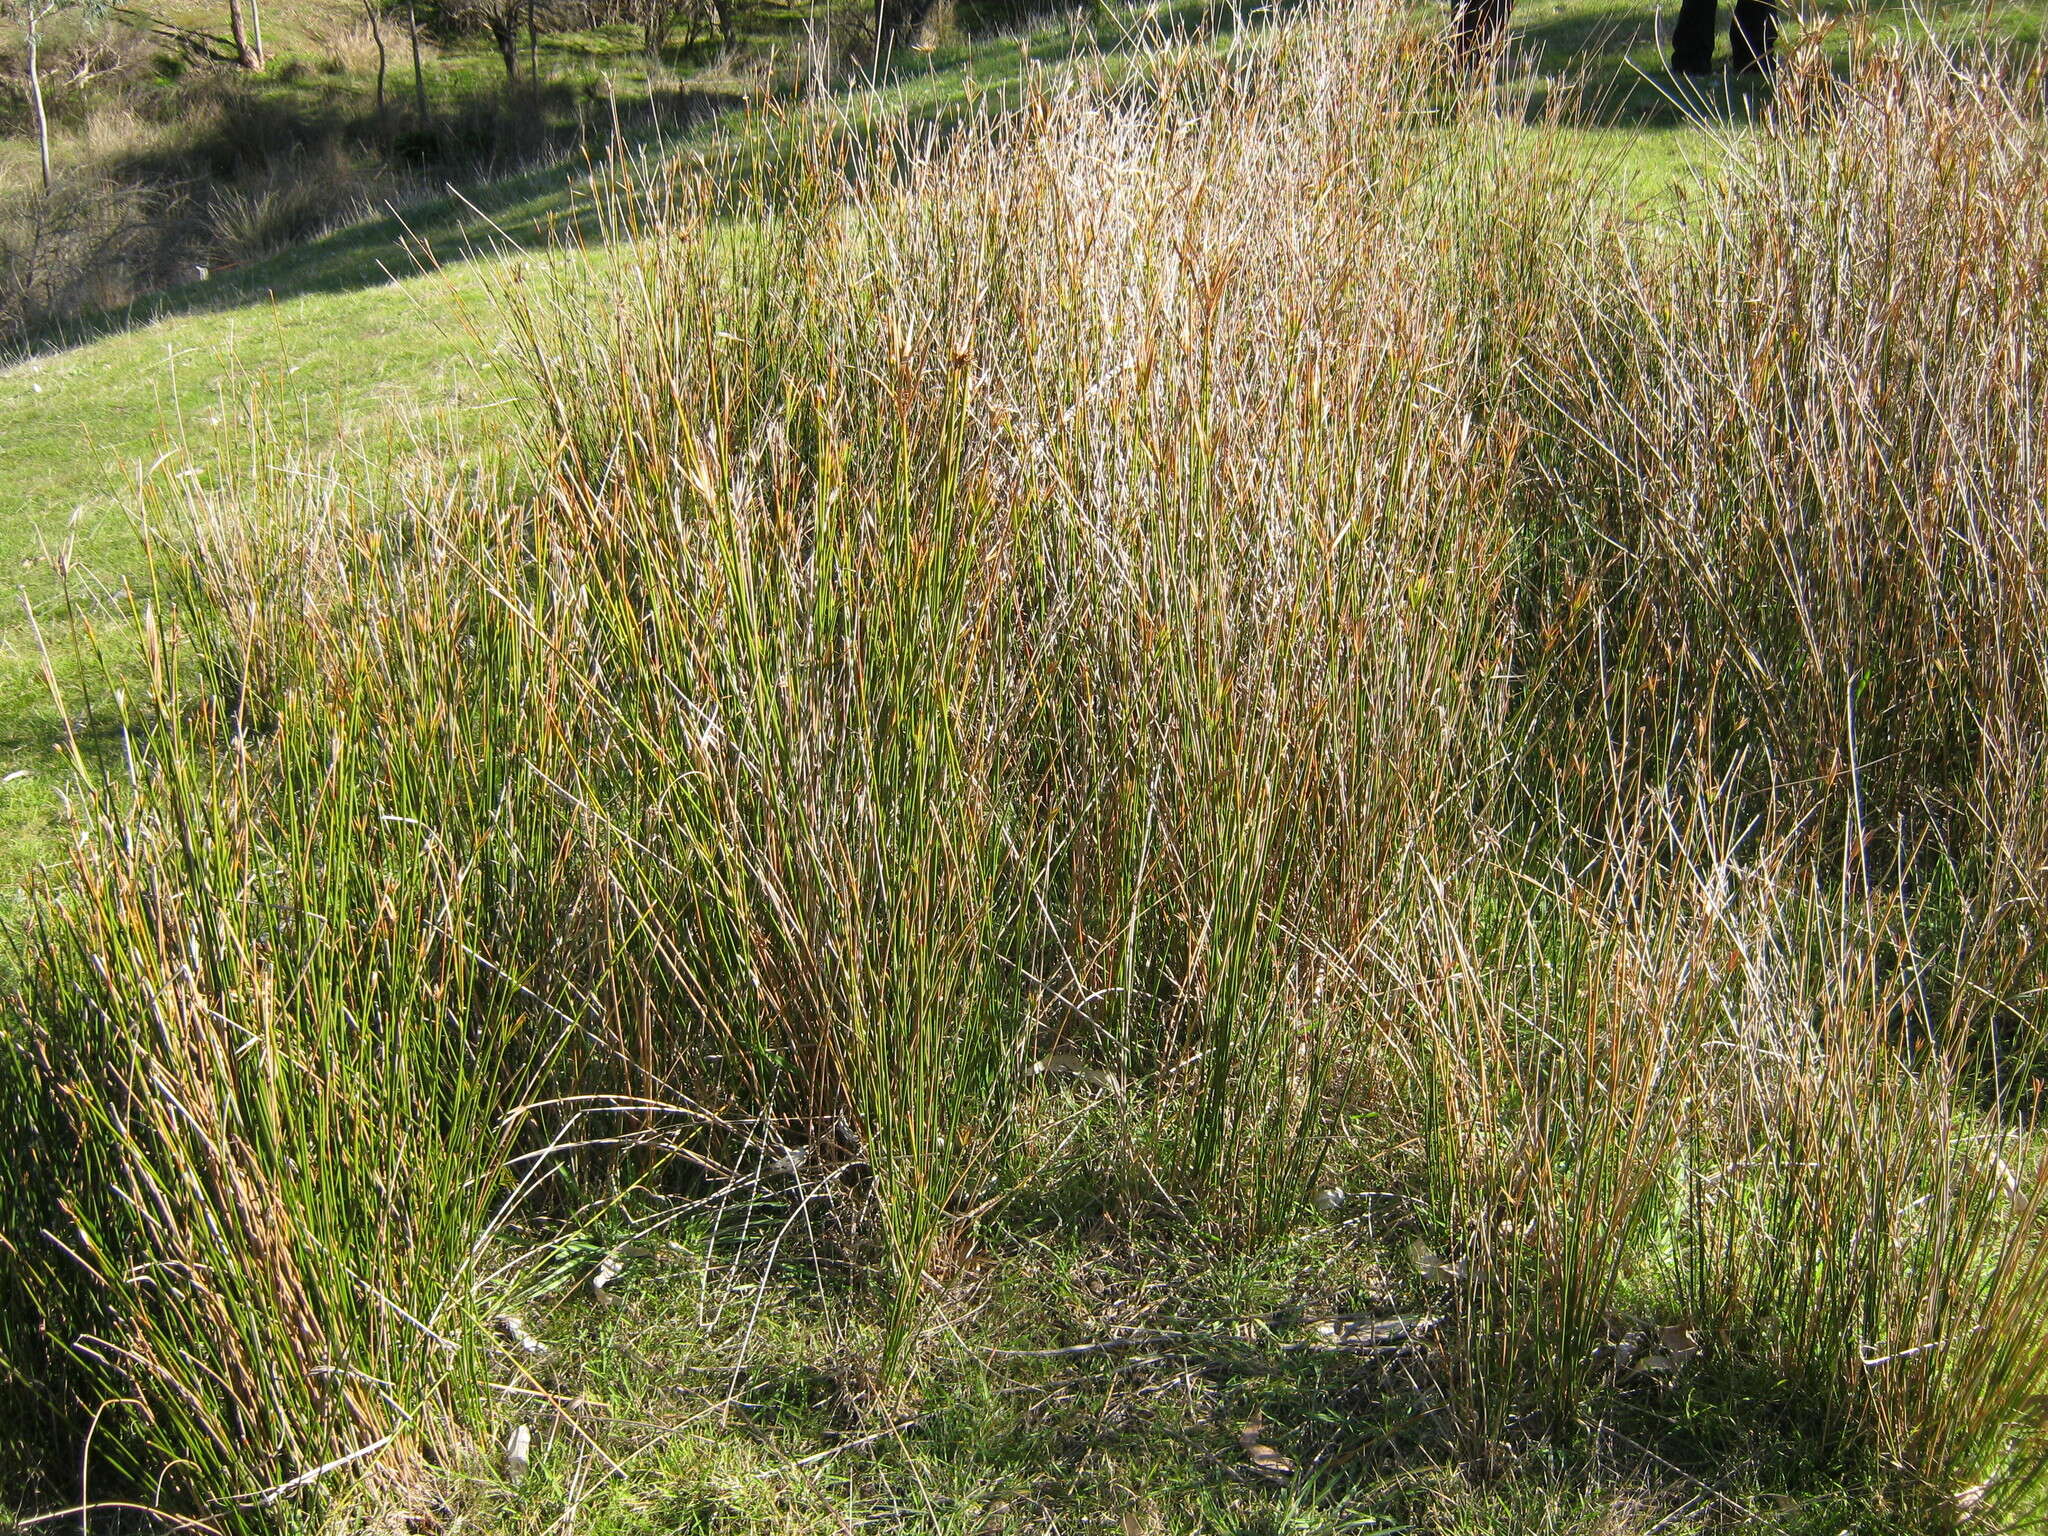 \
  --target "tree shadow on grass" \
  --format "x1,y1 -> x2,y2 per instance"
876,1299 -> 1900,1535
1503,0 -> 2042,133
1489,0 -> 1783,135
